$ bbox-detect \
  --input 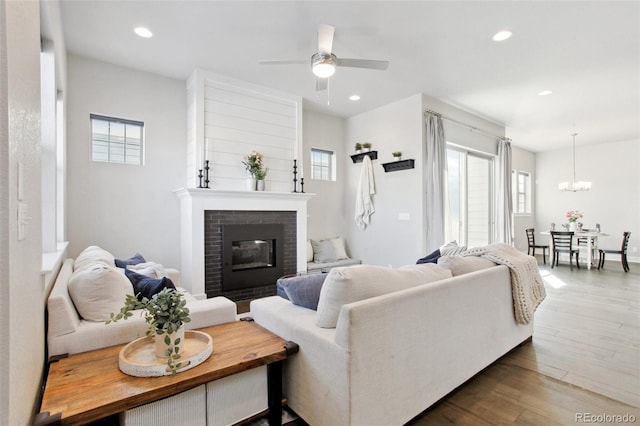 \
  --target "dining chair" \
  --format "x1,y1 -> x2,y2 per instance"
577,228 -> 598,263
525,228 -> 549,264
598,232 -> 631,272
550,231 -> 580,270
